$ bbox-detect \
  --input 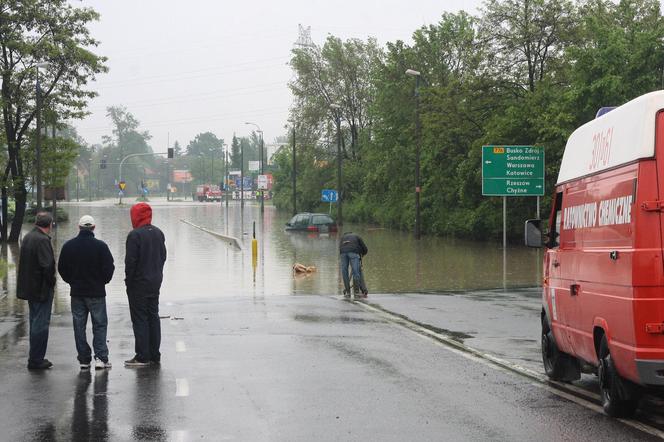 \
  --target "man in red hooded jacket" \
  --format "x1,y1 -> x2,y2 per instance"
124,203 -> 167,367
